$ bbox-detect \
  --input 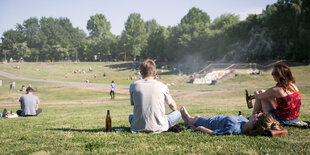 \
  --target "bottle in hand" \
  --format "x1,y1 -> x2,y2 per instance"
245,89 -> 253,109
106,110 -> 112,132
